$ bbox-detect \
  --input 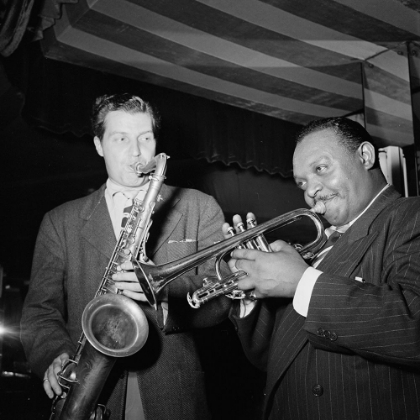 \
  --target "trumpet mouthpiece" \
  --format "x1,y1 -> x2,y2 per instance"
312,201 -> 326,215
